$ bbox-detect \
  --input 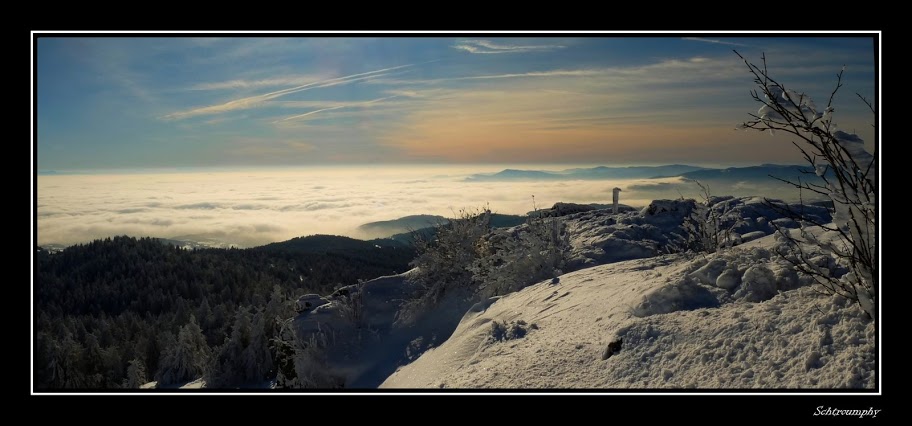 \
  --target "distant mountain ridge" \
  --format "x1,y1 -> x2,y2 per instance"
358,213 -> 527,239
465,164 -> 812,182
258,234 -> 406,252
465,164 -> 708,181
677,164 -> 815,181
357,215 -> 448,239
